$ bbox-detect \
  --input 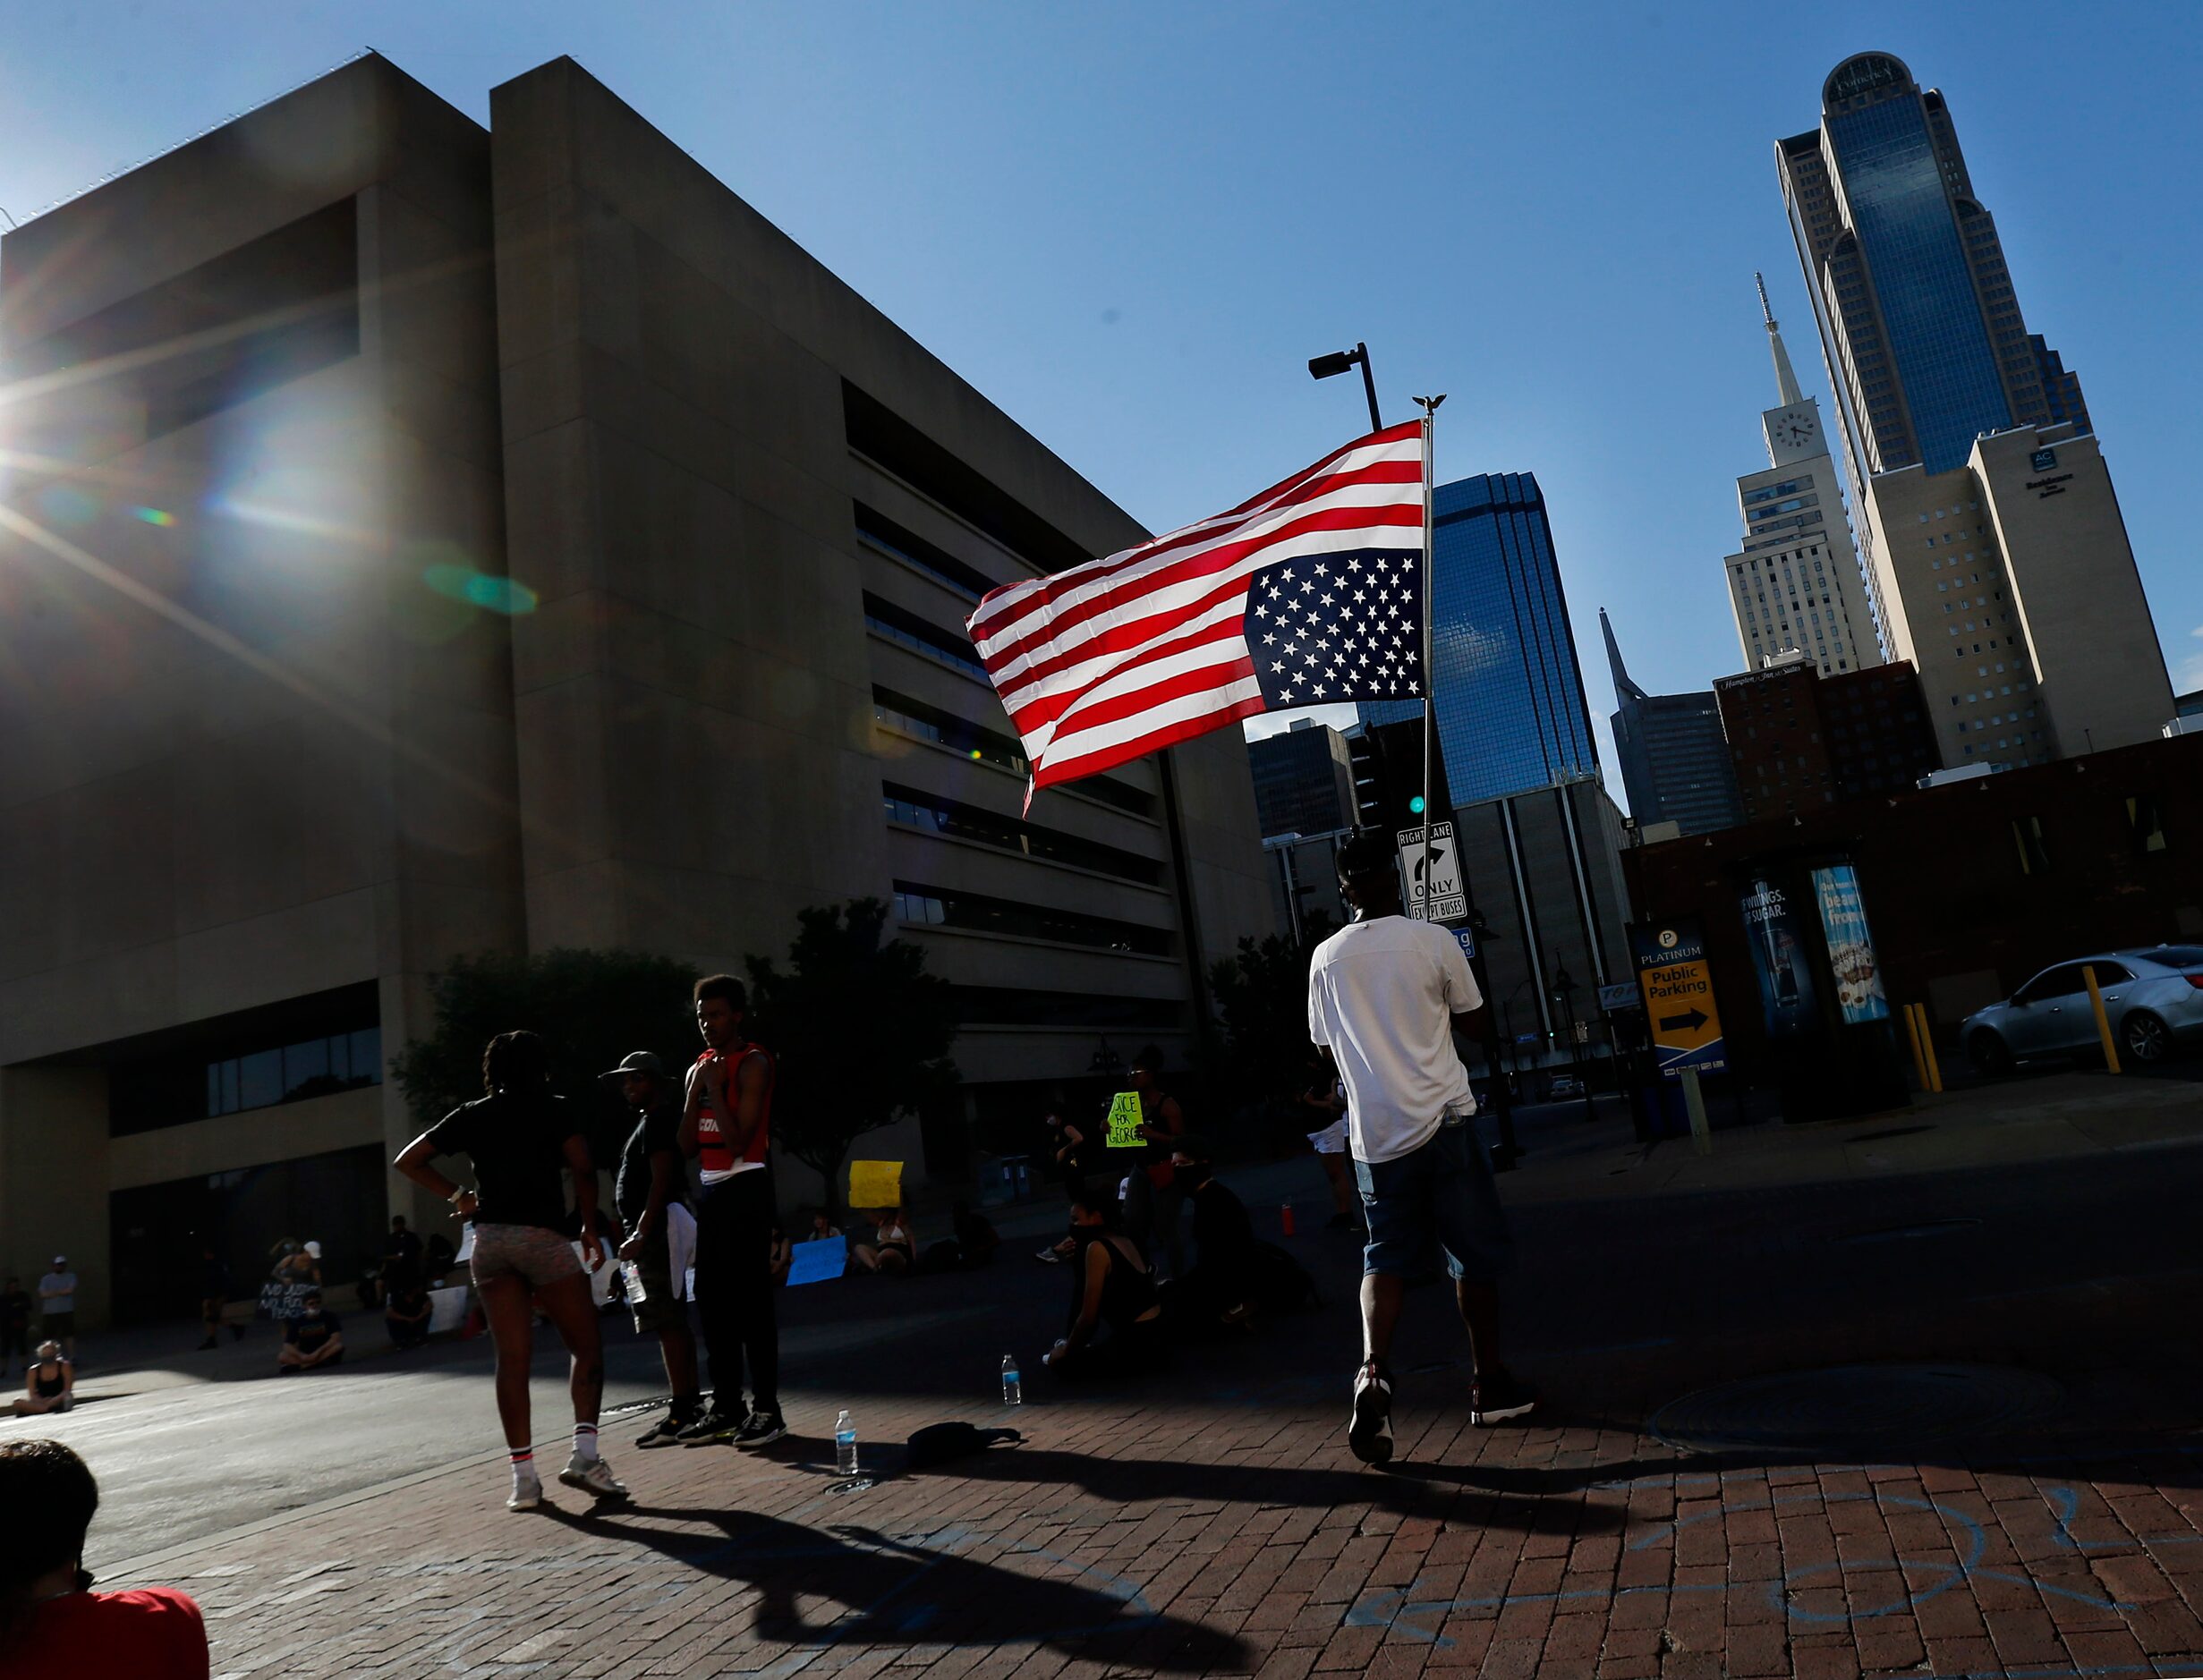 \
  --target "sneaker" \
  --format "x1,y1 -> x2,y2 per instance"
733,1411 -> 787,1448
675,1405 -> 744,1446
558,1454 -> 629,1498
1034,1246 -> 1063,1264
1471,1370 -> 1538,1426
507,1465 -> 542,1512
1348,1360 -> 1394,1465
637,1409 -> 698,1448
